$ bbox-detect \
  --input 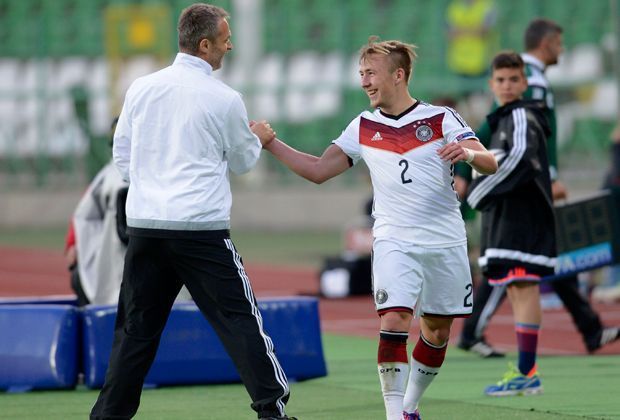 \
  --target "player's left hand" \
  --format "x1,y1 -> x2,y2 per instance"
437,142 -> 470,164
